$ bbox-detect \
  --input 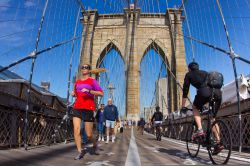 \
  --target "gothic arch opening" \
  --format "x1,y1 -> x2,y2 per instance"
96,42 -> 125,68
97,42 -> 126,118
140,42 -> 171,119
